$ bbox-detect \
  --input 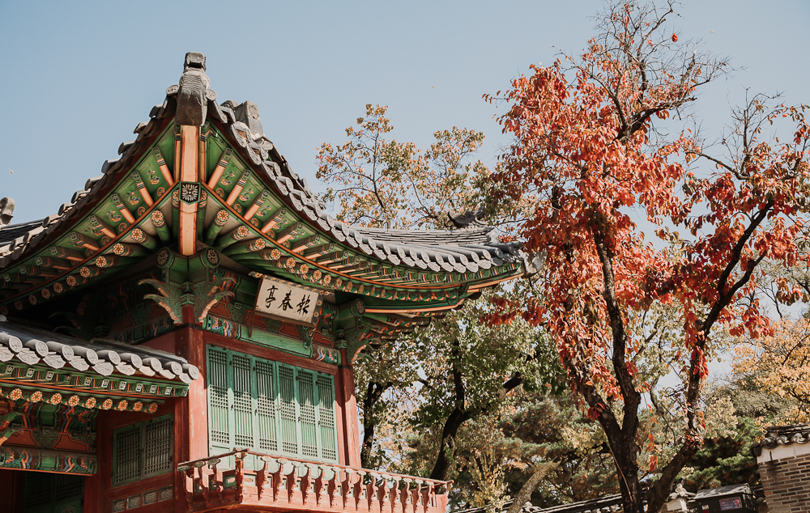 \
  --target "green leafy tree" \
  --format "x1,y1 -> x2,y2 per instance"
317,104 -> 490,230
498,390 -> 619,507
318,106 -> 548,484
